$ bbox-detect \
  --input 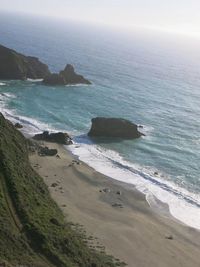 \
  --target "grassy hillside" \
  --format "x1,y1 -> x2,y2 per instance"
0,113 -> 124,267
